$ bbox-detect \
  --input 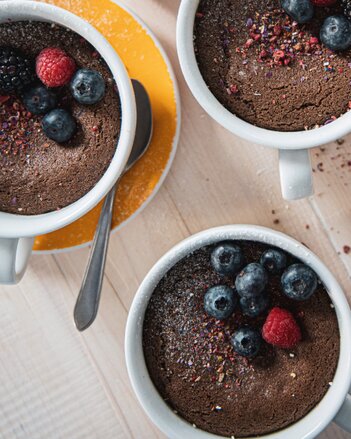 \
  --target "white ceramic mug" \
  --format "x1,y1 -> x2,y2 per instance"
0,1 -> 136,284
176,0 -> 351,201
126,225 -> 351,439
